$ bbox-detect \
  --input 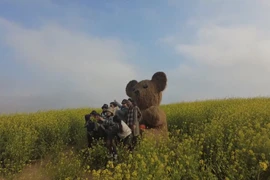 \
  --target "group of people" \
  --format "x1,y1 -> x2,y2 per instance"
84,98 -> 143,161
